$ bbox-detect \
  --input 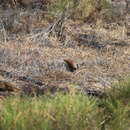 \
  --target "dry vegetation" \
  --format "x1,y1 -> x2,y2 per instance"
0,0 -> 129,97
